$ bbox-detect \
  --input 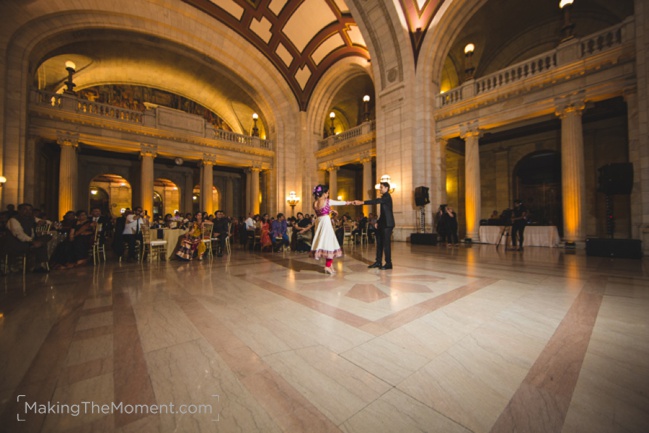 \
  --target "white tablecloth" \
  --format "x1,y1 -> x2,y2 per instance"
479,226 -> 561,247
